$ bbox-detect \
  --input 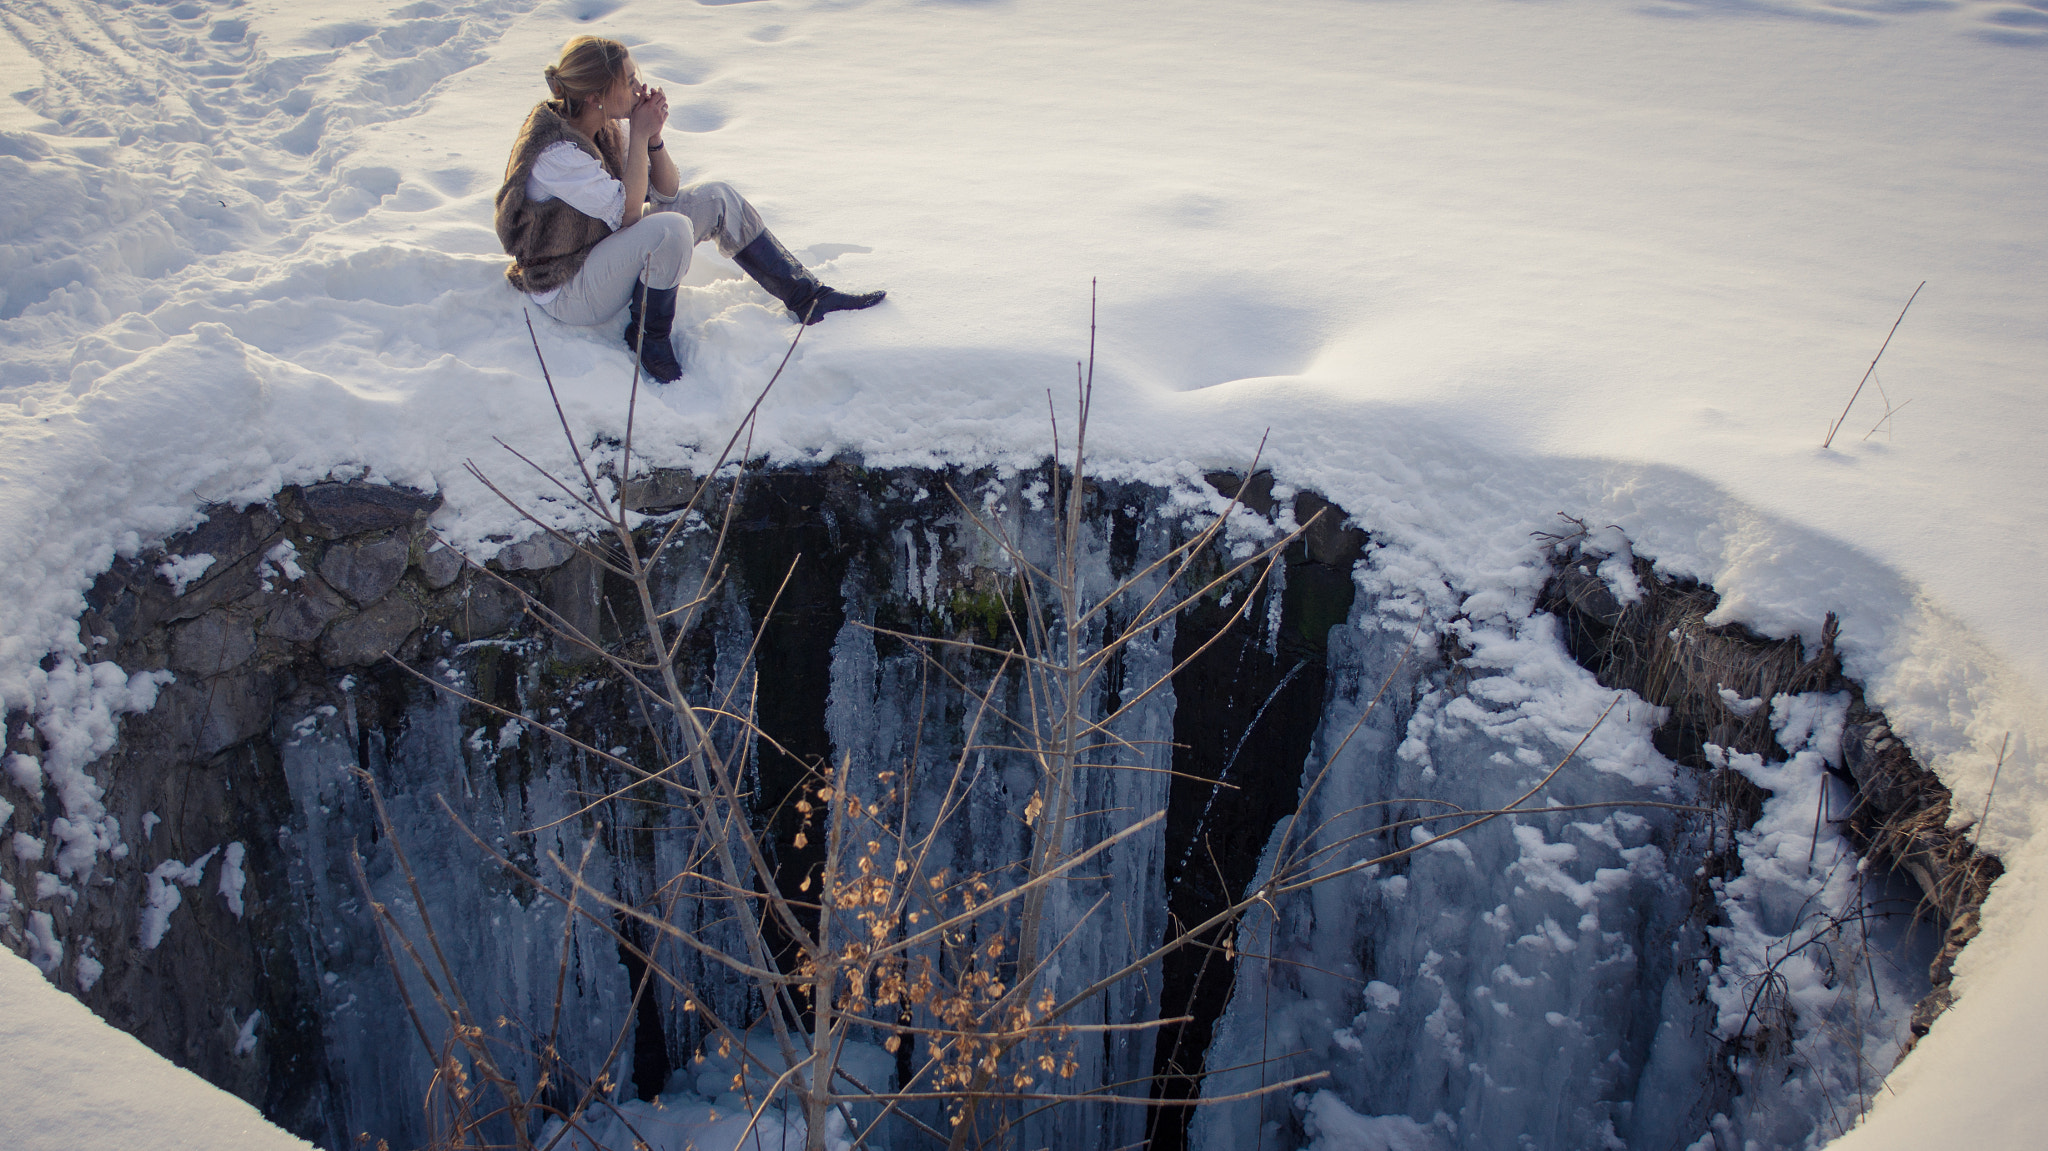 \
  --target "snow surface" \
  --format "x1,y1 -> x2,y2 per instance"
0,0 -> 2044,1147
0,947 -> 313,1151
